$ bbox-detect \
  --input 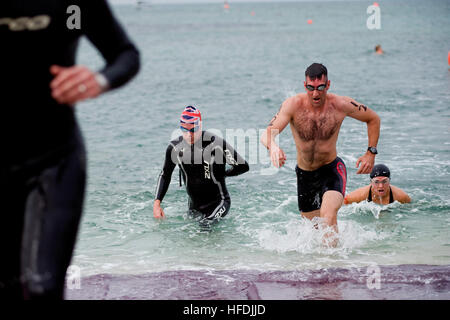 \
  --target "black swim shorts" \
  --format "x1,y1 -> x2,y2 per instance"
296,157 -> 347,213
